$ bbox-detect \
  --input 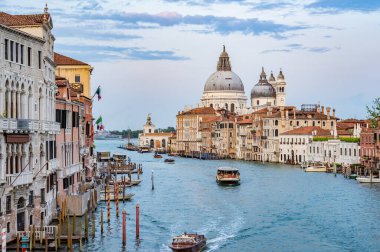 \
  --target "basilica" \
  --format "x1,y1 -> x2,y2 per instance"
200,46 -> 287,114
